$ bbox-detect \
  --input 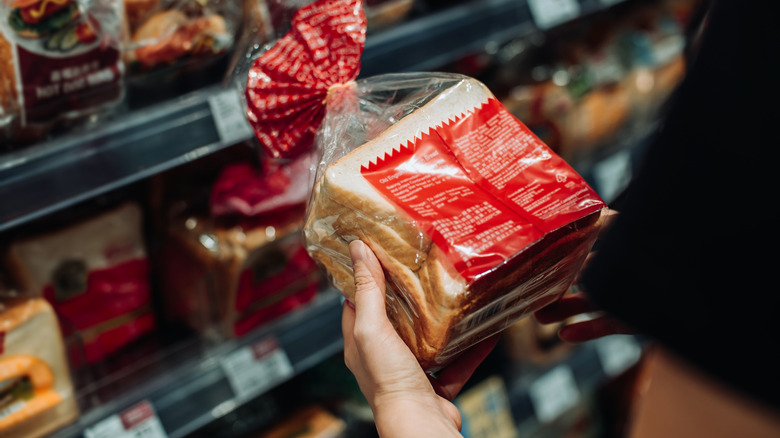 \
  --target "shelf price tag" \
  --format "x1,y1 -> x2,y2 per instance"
221,336 -> 294,401
528,365 -> 580,423
527,0 -> 581,30
85,400 -> 167,438
595,335 -> 642,377
208,88 -> 254,145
